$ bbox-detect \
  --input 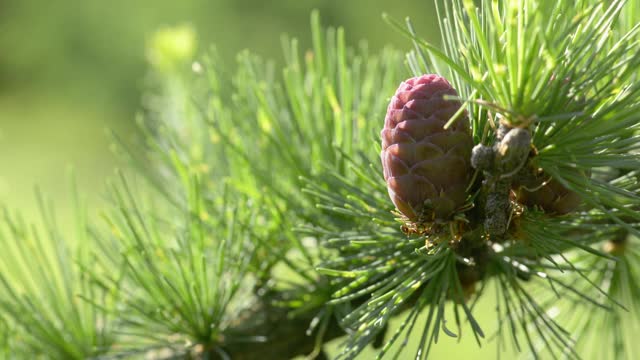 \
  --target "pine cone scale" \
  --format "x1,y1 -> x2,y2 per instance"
410,155 -> 467,188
